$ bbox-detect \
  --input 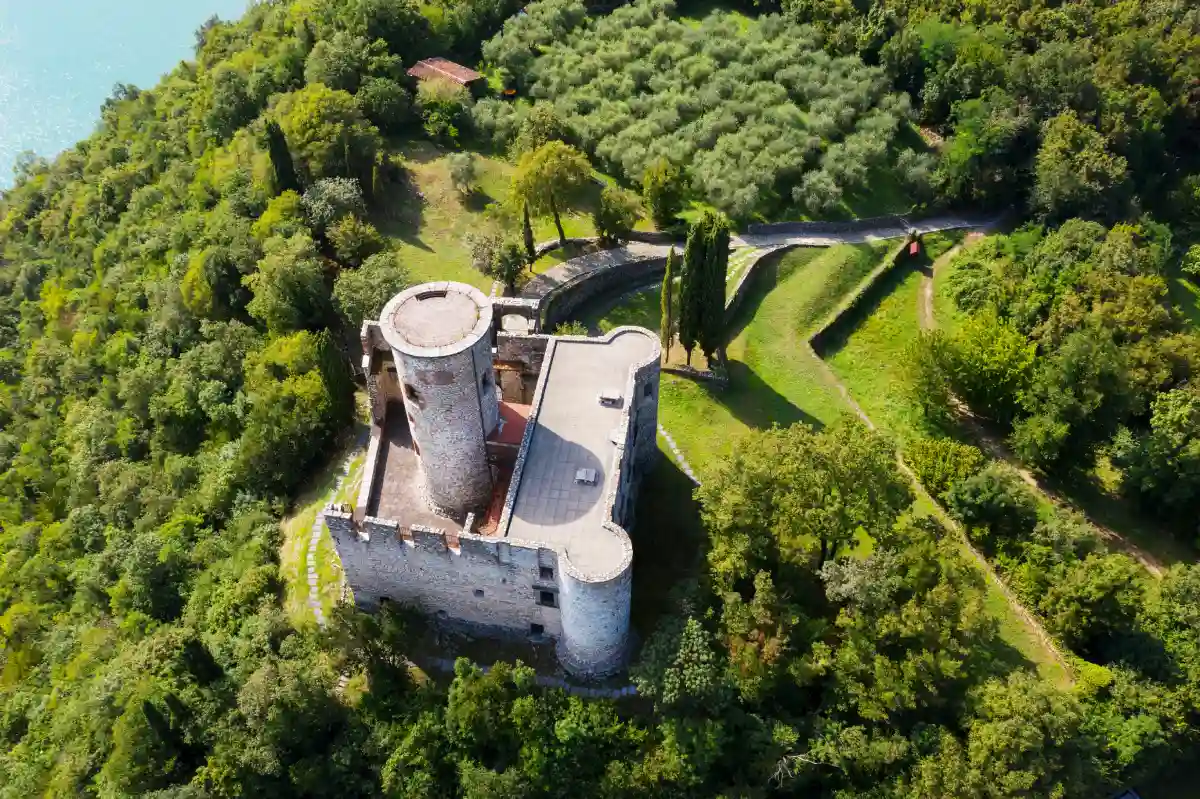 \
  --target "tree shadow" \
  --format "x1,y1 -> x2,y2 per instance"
629,455 -> 707,639
720,360 -> 824,432
371,166 -> 433,252
463,189 -> 495,213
